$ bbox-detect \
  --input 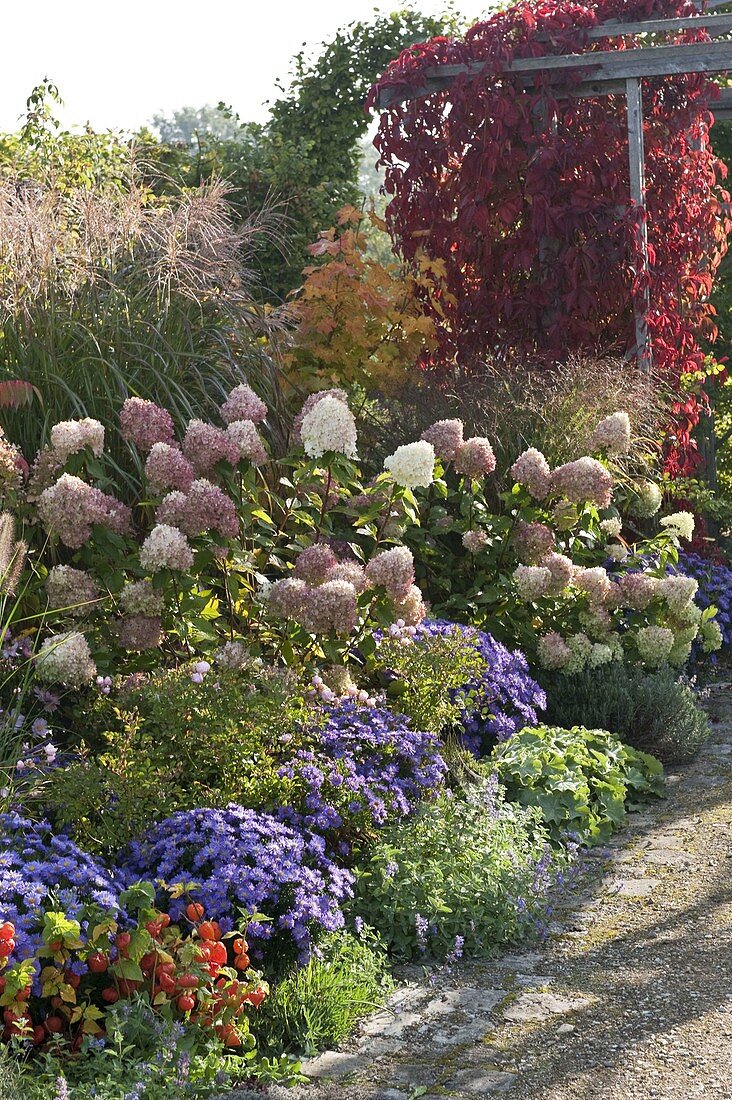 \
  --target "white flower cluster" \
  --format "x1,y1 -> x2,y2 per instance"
513,564 -> 551,602
300,395 -> 358,460
588,411 -> 631,455
35,631 -> 97,687
45,565 -> 100,617
140,524 -> 194,572
635,625 -> 675,666
657,575 -> 698,616
50,418 -> 105,463
659,511 -> 695,542
628,480 -> 662,518
384,440 -> 435,489
599,516 -> 623,539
